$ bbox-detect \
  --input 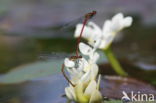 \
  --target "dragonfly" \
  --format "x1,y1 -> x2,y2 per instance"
61,11 -> 97,87
39,11 -> 97,87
